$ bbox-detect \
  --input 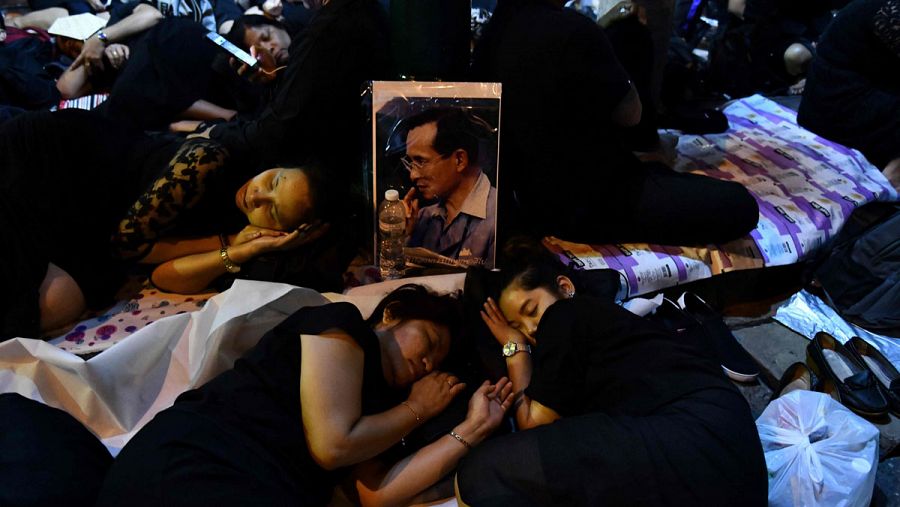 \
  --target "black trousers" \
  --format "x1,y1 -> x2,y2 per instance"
456,387 -> 767,506
0,393 -> 113,507
513,161 -> 760,247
